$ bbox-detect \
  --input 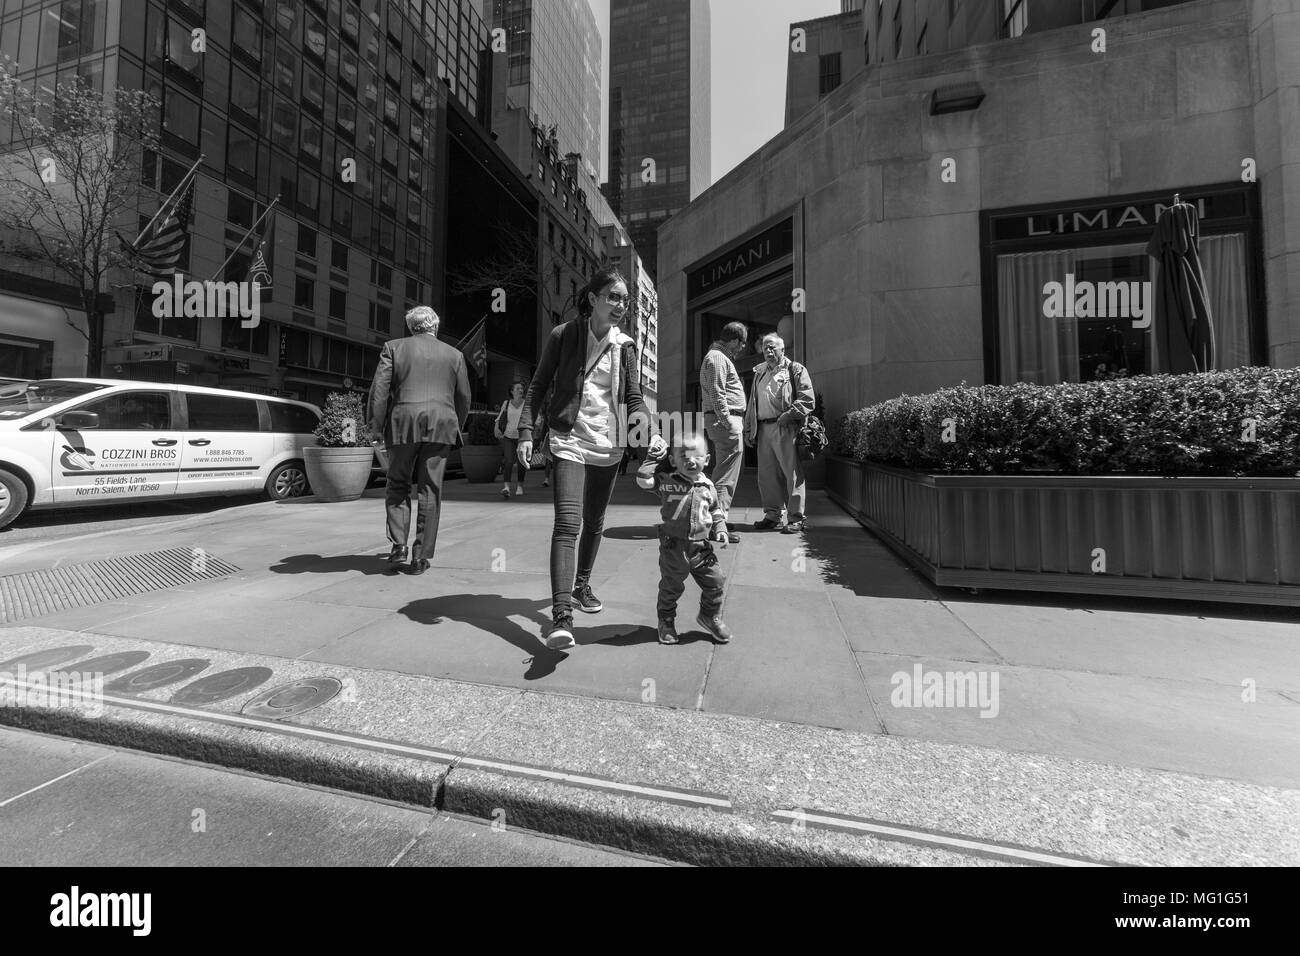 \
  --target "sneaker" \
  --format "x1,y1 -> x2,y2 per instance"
500,486 -> 511,499
572,583 -> 603,613
657,618 -> 679,645
514,484 -> 524,496
753,517 -> 784,531
781,520 -> 806,534
545,610 -> 575,650
696,611 -> 733,644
